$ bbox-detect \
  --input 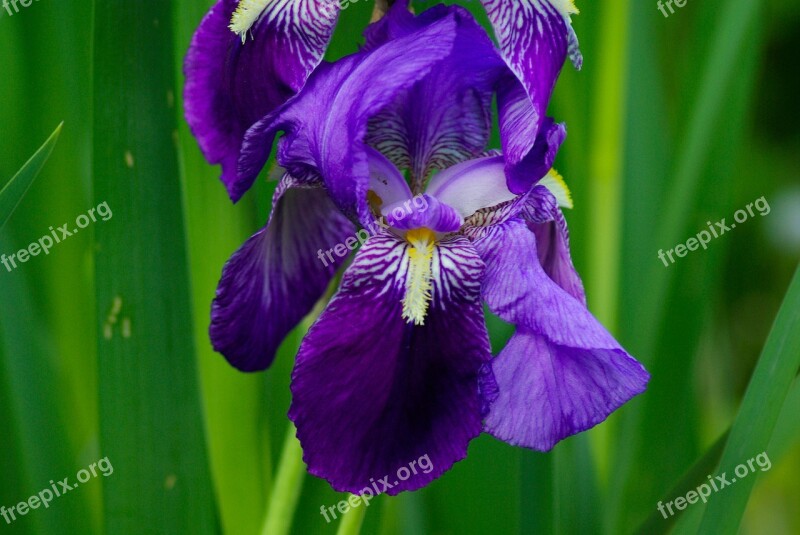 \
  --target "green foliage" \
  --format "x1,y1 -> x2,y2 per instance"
0,0 -> 797,534
0,123 -> 62,230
